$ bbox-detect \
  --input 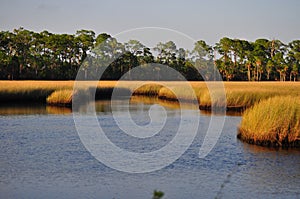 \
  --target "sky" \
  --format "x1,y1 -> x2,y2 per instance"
0,0 -> 299,48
